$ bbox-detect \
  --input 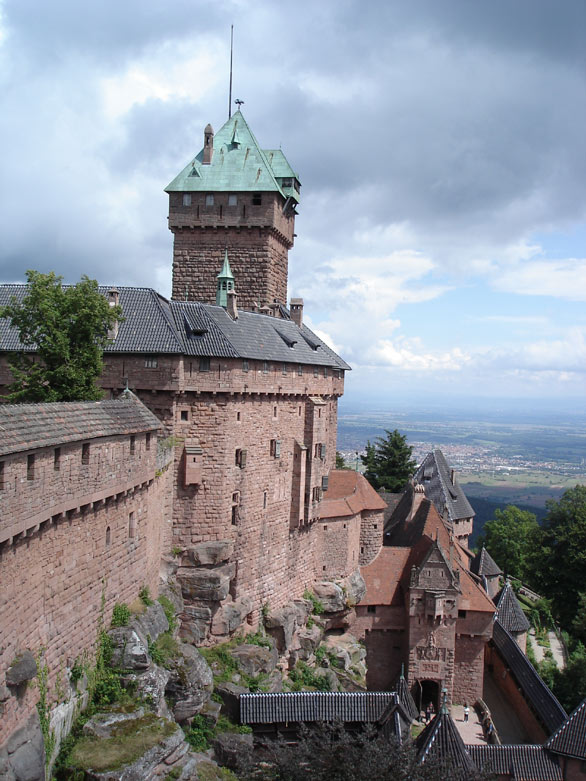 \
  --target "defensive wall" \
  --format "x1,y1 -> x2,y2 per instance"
0,397 -> 173,750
